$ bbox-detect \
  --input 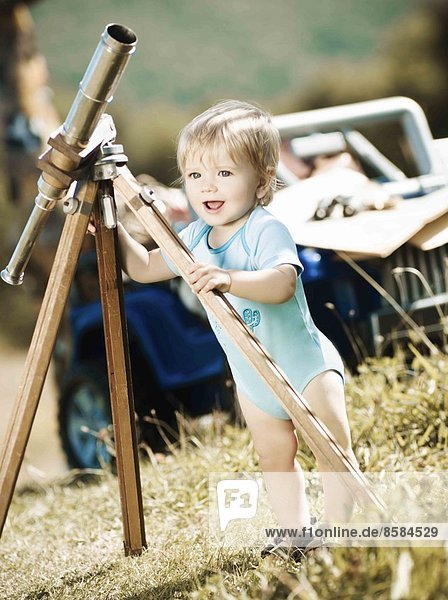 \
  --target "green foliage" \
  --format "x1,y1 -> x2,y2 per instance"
294,0 -> 448,140
29,0 -> 412,108
27,0 -> 412,181
0,353 -> 447,599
